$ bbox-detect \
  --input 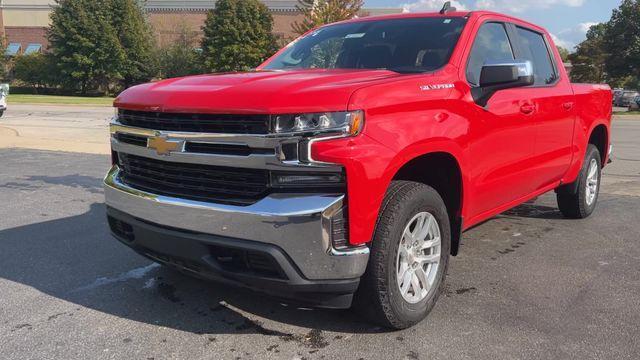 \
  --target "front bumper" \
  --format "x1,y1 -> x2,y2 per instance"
104,166 -> 369,307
